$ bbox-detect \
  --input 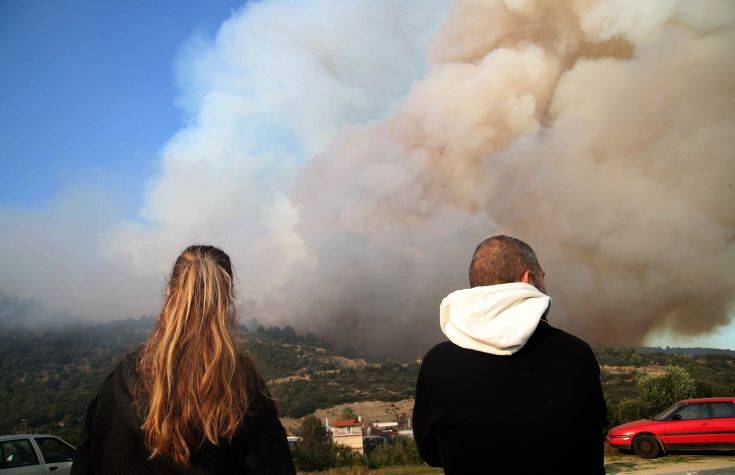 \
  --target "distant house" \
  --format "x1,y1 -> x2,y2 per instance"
366,421 -> 399,438
327,418 -> 364,453
372,421 -> 398,429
